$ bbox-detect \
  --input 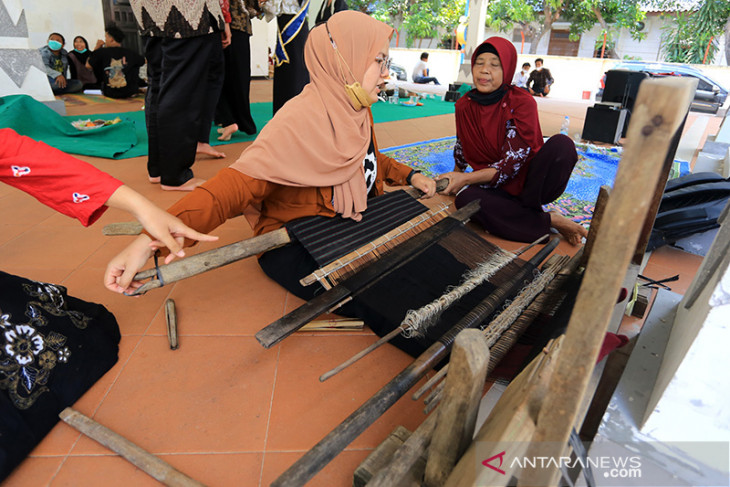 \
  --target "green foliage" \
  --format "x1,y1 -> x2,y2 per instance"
370,0 -> 466,48
347,0 -> 375,14
660,0 -> 730,64
563,0 -> 646,41
484,0 -> 542,32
